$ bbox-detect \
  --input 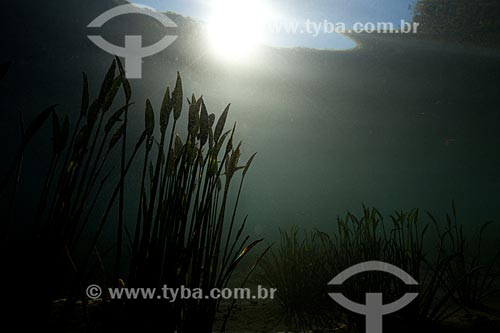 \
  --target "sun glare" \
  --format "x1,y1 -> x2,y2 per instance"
206,0 -> 274,62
